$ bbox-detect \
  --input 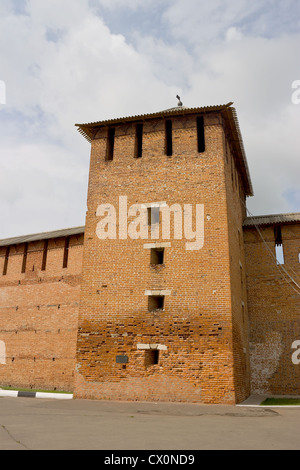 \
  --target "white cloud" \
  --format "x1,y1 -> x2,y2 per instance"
162,0 -> 254,45
91,0 -> 156,10
0,141 -> 89,236
0,0 -> 175,237
0,0 -> 299,238
163,0 -> 300,44
225,26 -> 242,42
244,104 -> 300,215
